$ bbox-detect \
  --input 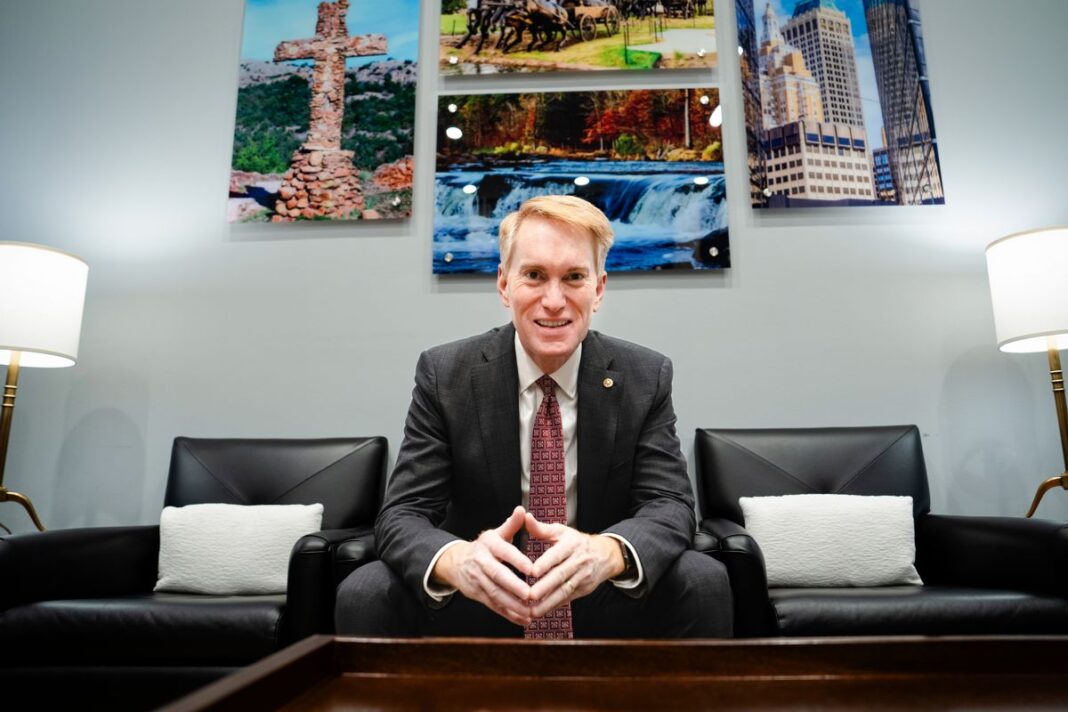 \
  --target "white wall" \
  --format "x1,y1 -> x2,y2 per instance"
1,0 -> 1066,533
